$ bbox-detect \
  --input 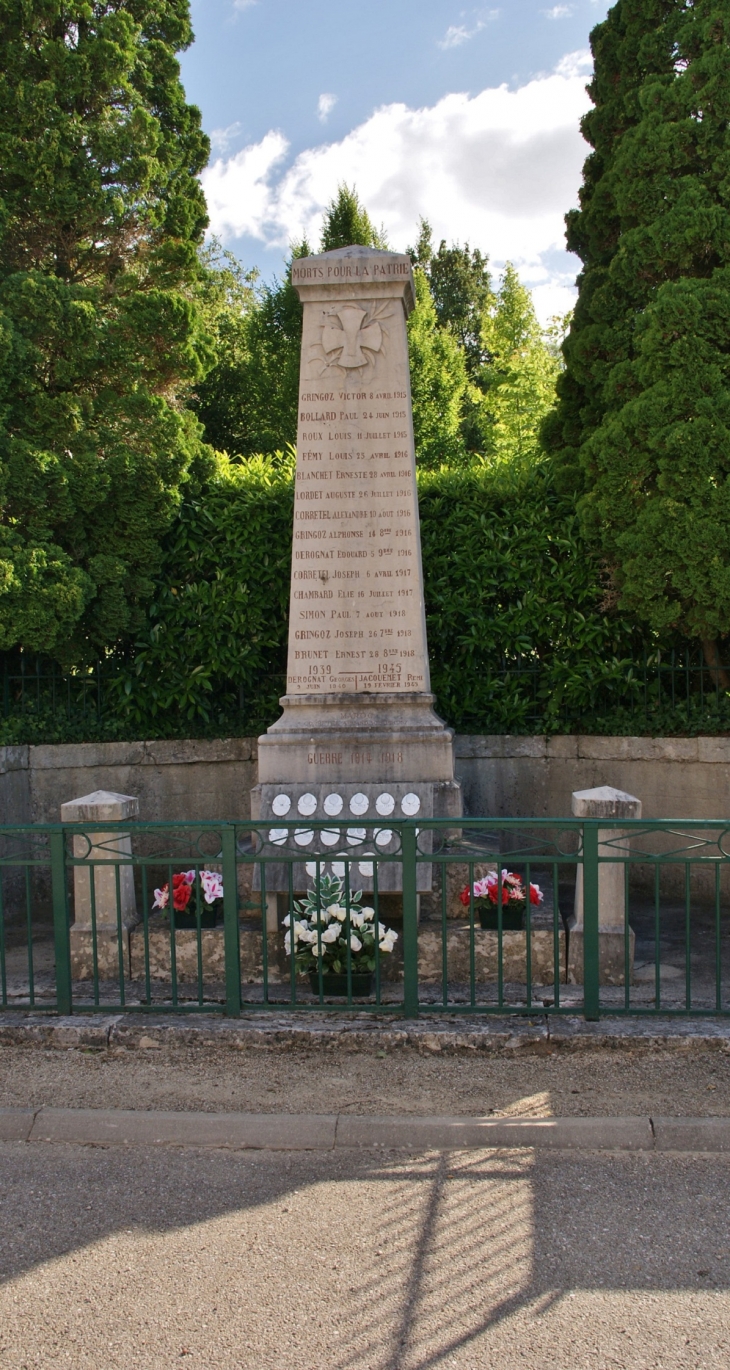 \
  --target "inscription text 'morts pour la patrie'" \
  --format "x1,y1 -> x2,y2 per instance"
287,247 -> 428,696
